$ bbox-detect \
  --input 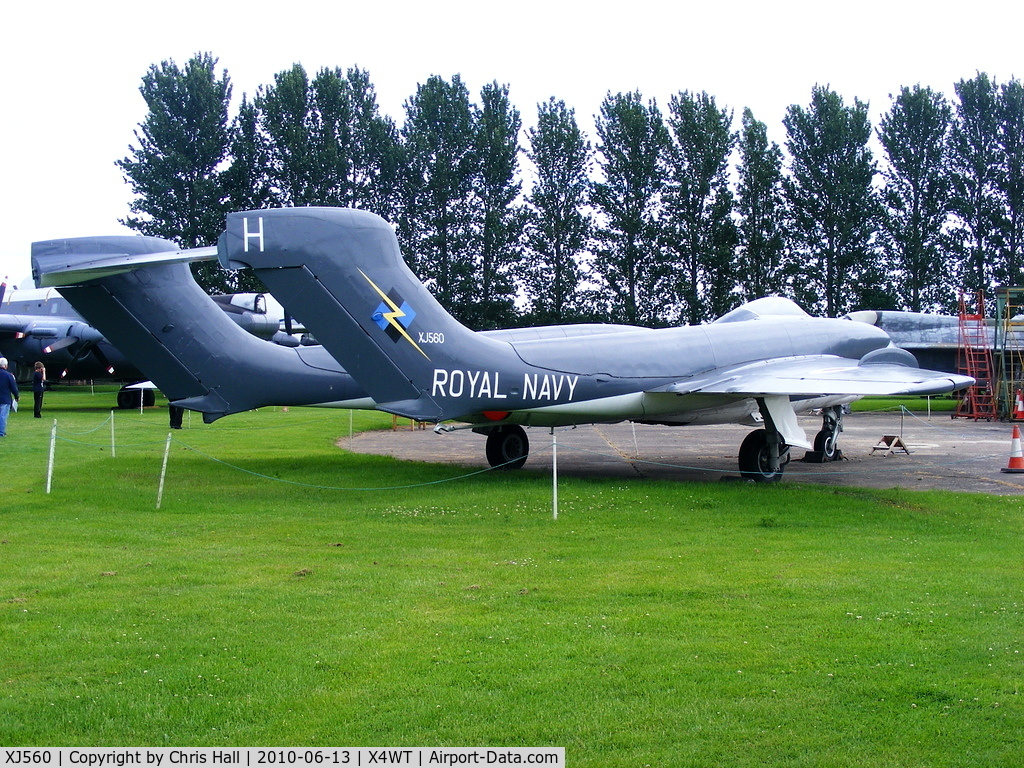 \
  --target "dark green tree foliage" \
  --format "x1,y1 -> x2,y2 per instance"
120,53 -> 1024,323
997,78 -> 1024,287
399,75 -> 478,321
219,95 -> 275,292
591,91 -> 671,325
523,98 -> 592,324
345,68 -> 402,219
783,85 -> 879,316
255,65 -> 315,205
117,53 -> 234,292
309,67 -> 352,205
257,65 -> 400,213
949,72 -> 1004,294
735,108 -> 786,302
663,91 -> 738,323
256,64 -> 354,206
117,53 -> 230,245
877,85 -> 953,312
466,82 -> 524,330
222,95 -> 275,212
